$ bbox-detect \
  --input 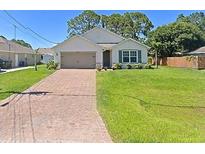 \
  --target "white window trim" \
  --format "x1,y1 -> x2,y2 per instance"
122,50 -> 138,63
